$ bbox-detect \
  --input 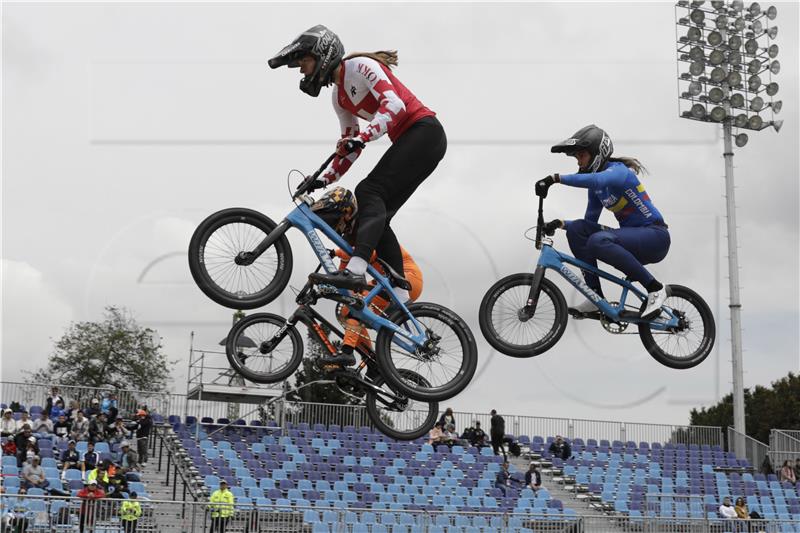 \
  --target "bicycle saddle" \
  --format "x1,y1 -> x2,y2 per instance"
374,258 -> 412,290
